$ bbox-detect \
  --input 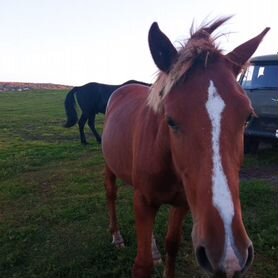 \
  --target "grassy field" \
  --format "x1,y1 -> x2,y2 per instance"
0,90 -> 277,278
